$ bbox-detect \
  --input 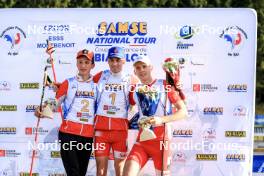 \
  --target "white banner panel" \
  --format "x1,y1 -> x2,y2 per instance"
0,8 -> 257,176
